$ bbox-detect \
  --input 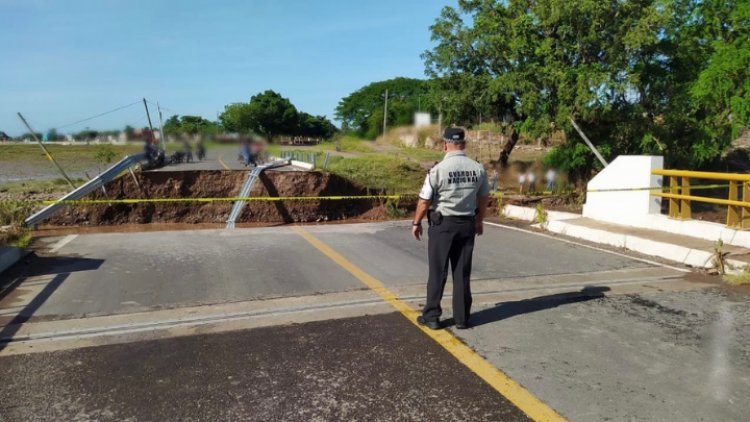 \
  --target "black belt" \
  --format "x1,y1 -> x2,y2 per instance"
428,211 -> 474,226
443,215 -> 475,221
